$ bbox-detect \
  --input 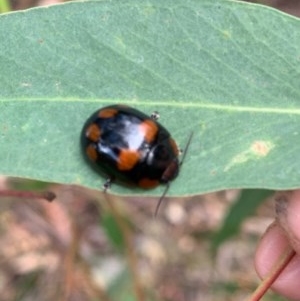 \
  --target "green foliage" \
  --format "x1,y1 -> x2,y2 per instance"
1,3 -> 298,299
0,0 -> 10,13
0,0 -> 299,198
212,189 -> 274,252
101,212 -> 125,250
